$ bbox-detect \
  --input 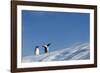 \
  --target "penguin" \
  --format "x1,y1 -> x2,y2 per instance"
34,46 -> 40,55
42,43 -> 51,53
